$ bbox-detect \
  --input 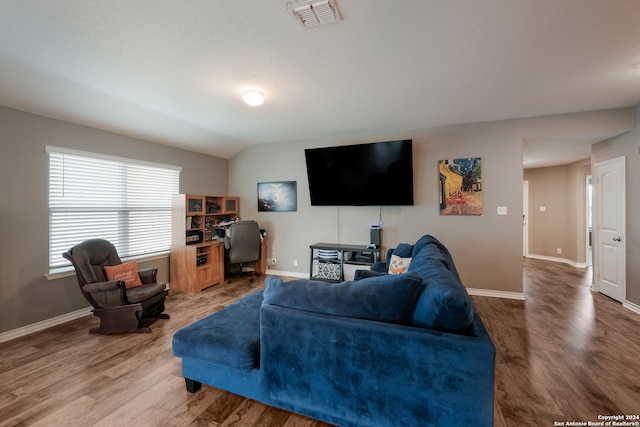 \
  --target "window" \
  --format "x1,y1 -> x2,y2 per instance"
47,146 -> 181,272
